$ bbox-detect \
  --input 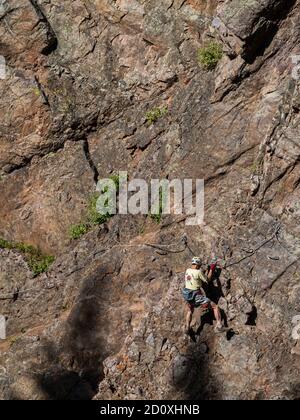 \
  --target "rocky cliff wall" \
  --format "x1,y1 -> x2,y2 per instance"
0,0 -> 299,400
